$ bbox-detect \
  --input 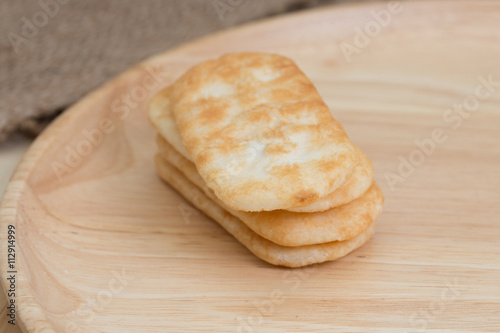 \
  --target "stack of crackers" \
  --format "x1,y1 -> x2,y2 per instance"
149,53 -> 384,267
